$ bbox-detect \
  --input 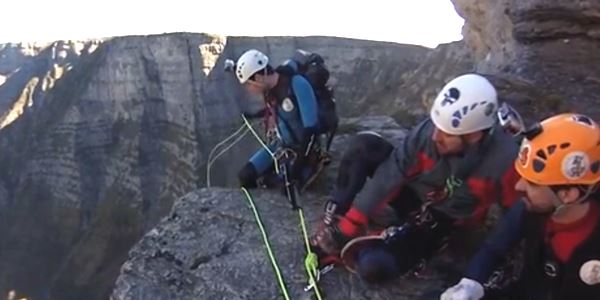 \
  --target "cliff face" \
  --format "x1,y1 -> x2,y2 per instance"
0,33 -> 453,300
452,0 -> 600,119
0,34 -> 226,300
0,41 -> 102,128
368,41 -> 474,125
